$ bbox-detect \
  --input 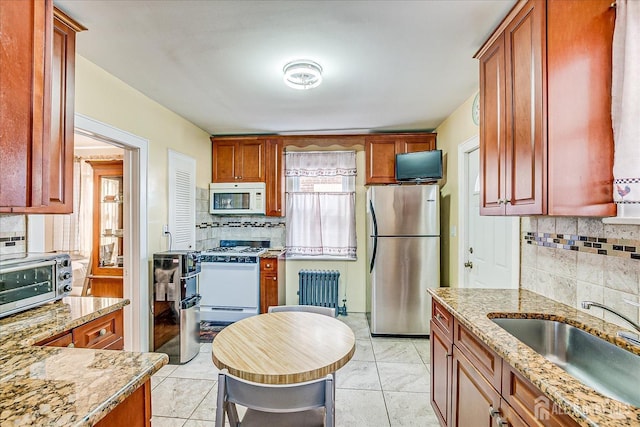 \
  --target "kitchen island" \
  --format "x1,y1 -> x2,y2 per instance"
0,296 -> 168,426
428,288 -> 640,426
